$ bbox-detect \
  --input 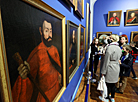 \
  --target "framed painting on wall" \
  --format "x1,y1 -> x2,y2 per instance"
67,20 -> 79,83
0,0 -> 66,102
107,10 -> 122,26
86,3 -> 91,52
74,0 -> 84,18
125,9 -> 138,26
131,31 -> 138,42
79,24 -> 85,65
96,32 -> 112,44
